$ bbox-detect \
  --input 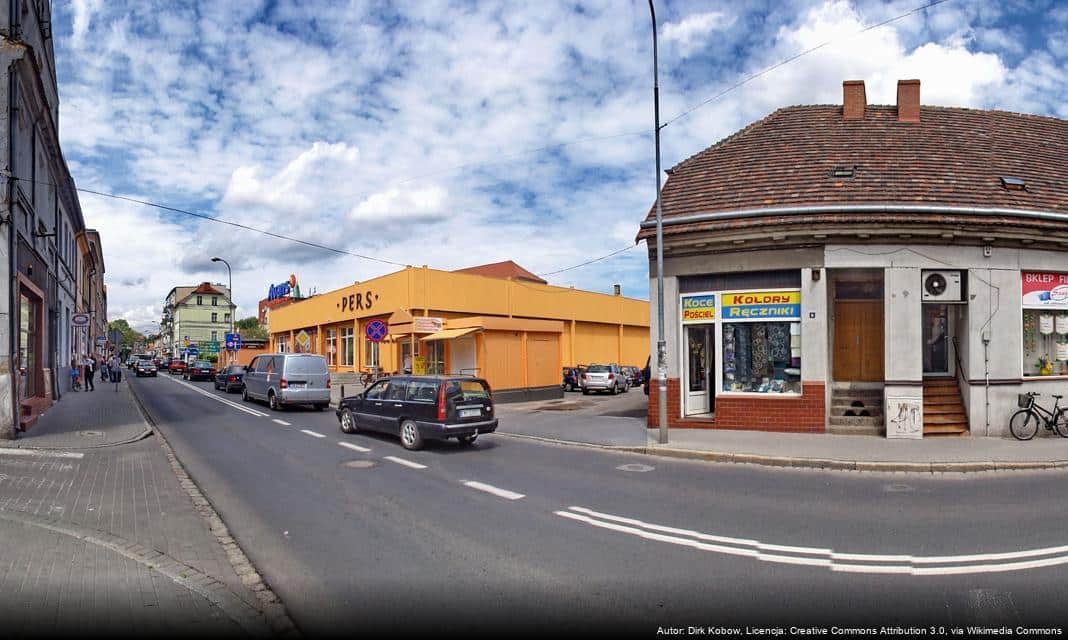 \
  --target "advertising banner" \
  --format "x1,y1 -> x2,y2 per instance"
721,290 -> 801,321
680,294 -> 716,324
1022,271 -> 1068,309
